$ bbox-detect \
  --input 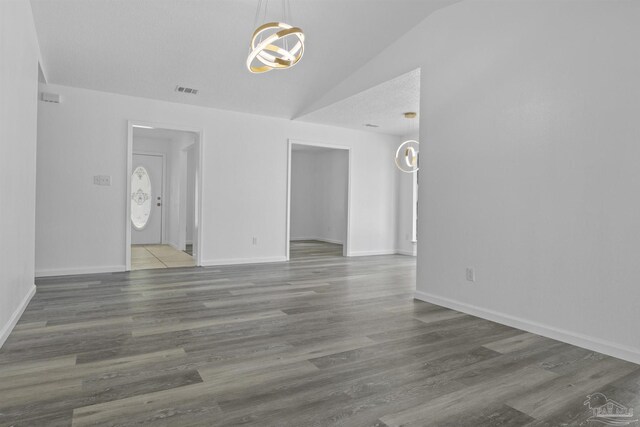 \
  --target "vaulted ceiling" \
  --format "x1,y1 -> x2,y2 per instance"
298,68 -> 420,136
31,0 -> 457,128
